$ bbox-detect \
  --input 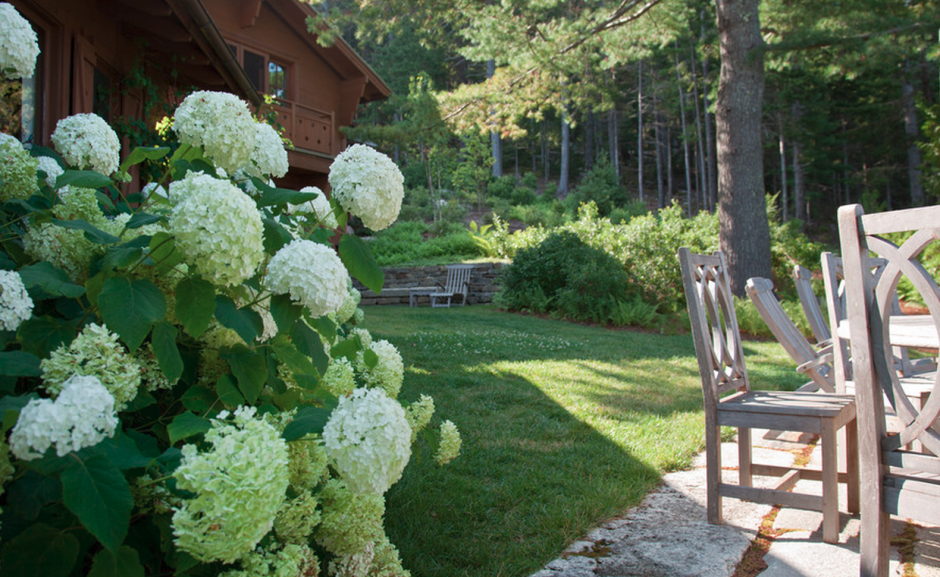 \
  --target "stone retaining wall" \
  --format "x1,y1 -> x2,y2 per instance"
353,263 -> 505,306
